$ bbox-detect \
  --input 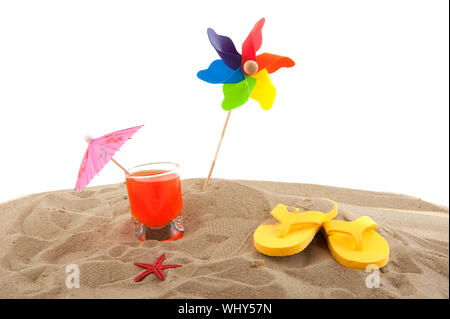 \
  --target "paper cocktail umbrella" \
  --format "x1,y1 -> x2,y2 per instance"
75,125 -> 143,191
197,18 -> 295,190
